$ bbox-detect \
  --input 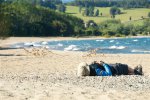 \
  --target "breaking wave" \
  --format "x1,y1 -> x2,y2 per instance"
109,46 -> 126,49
